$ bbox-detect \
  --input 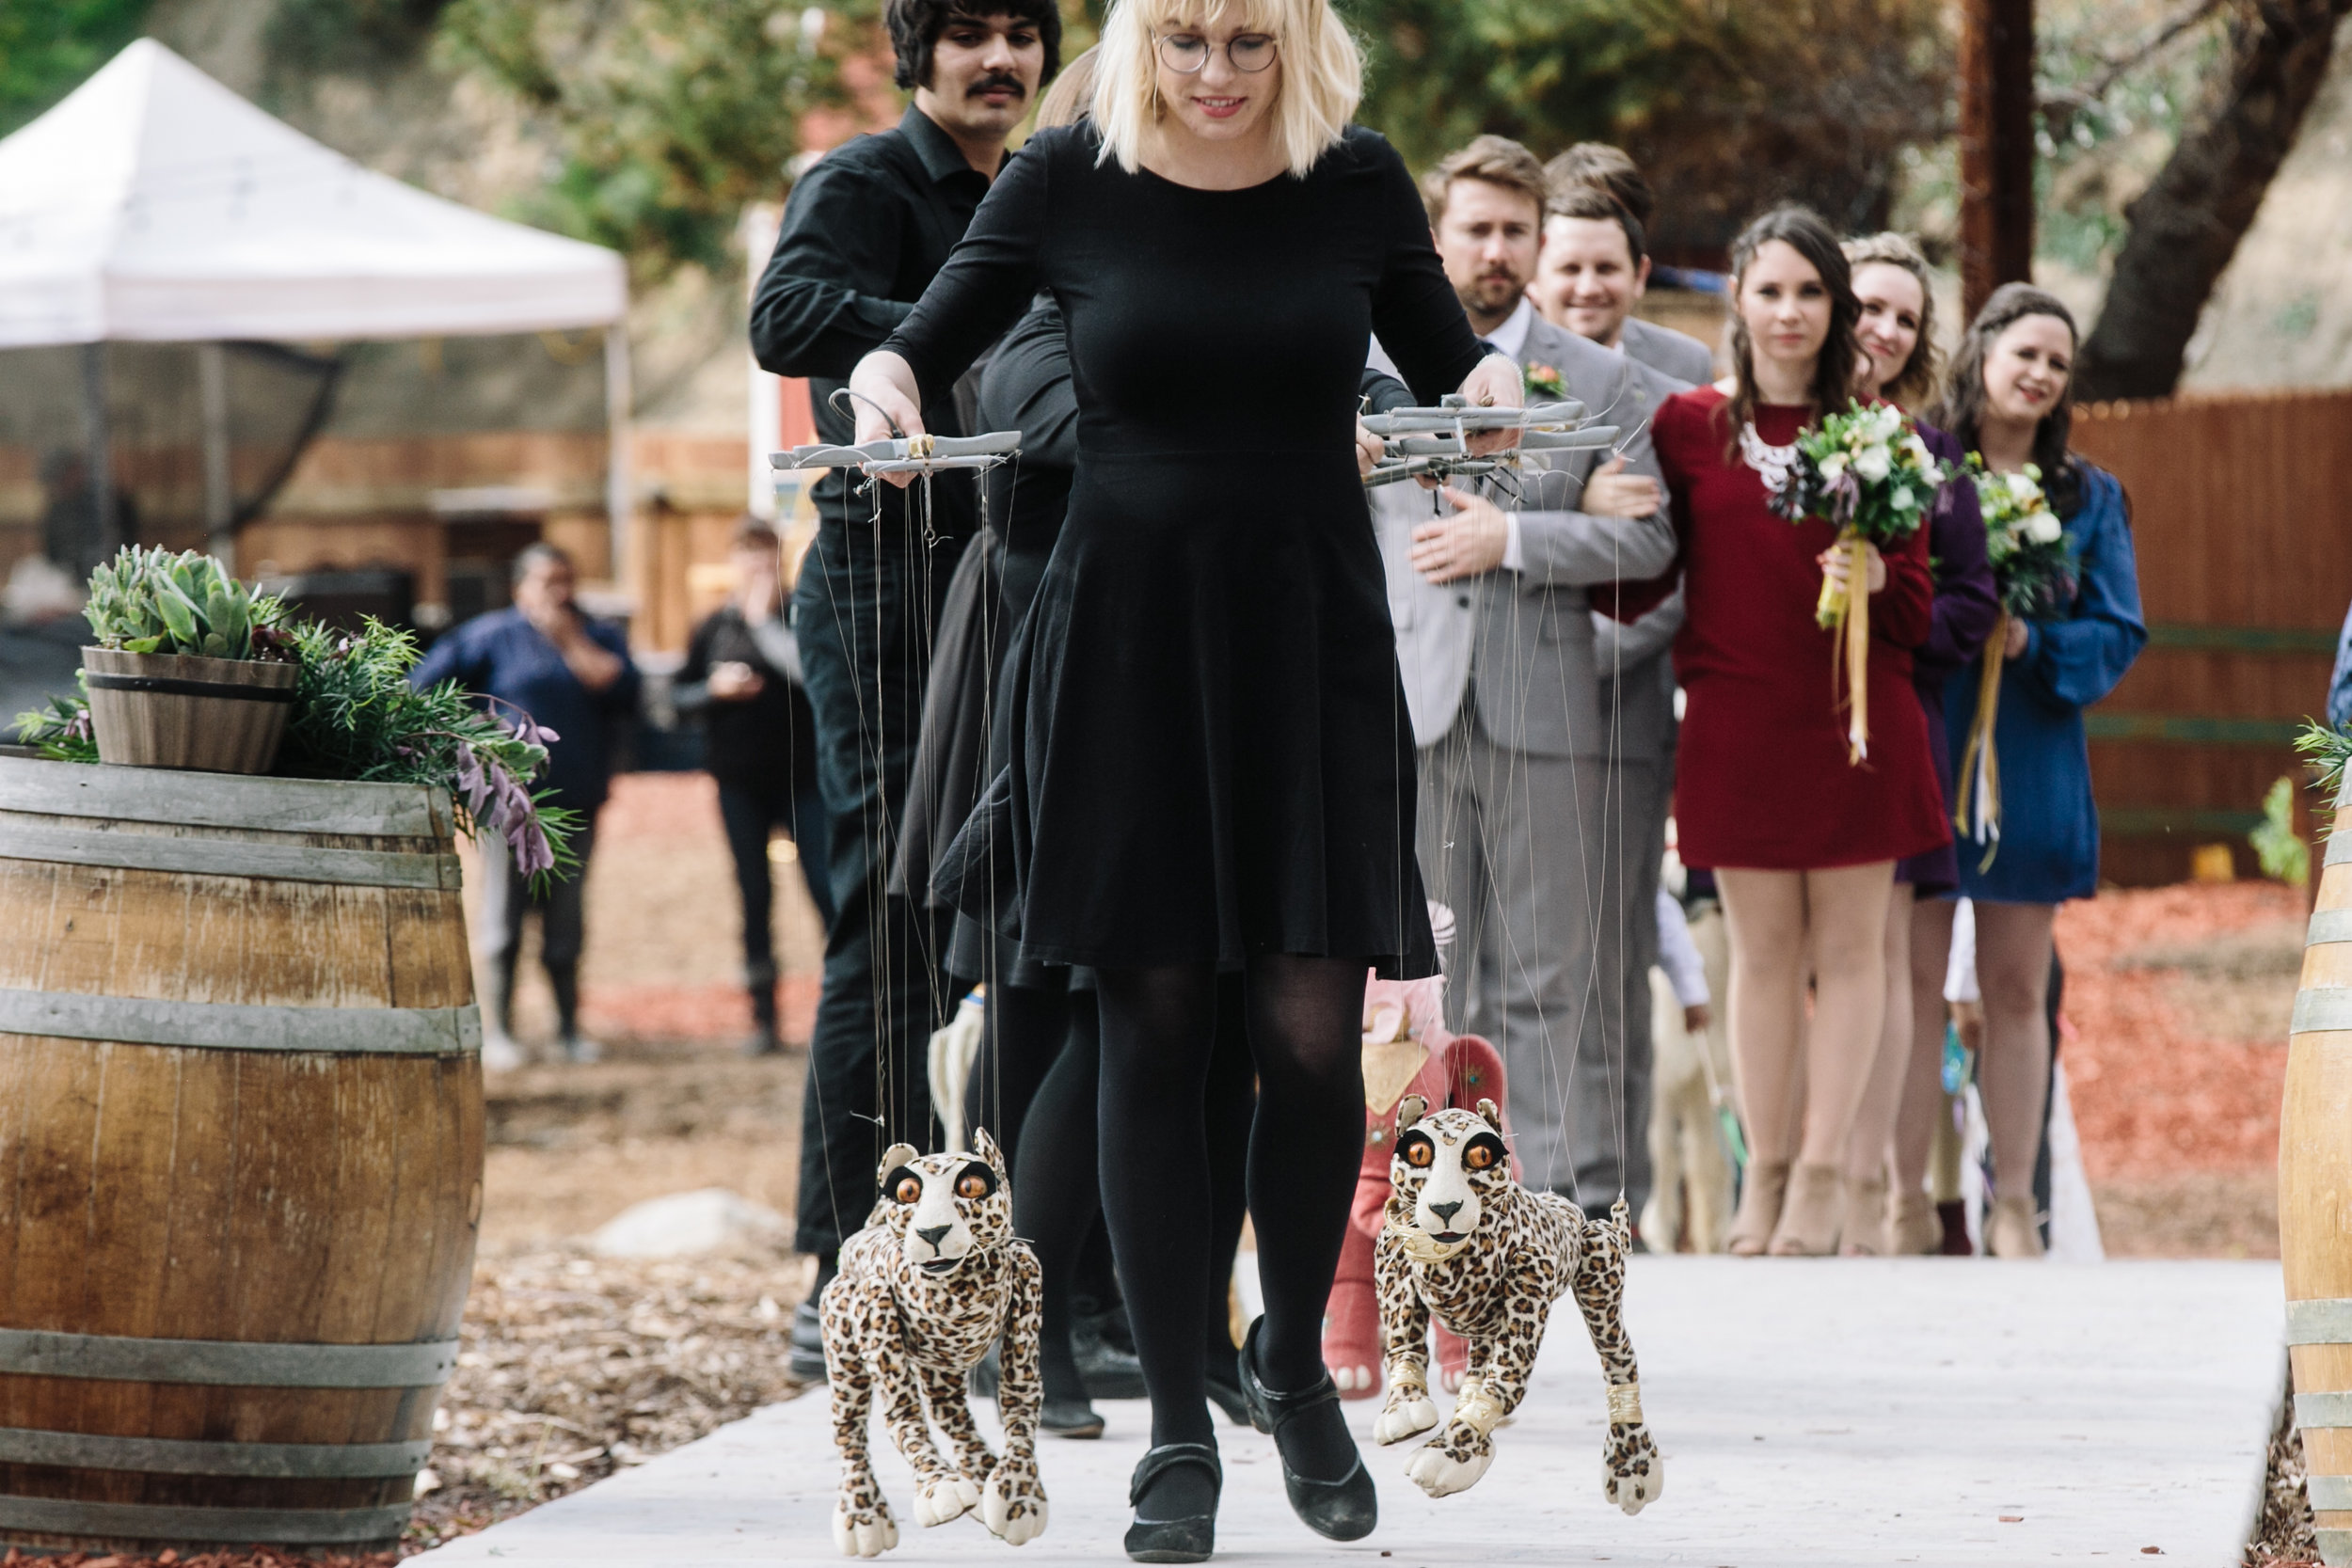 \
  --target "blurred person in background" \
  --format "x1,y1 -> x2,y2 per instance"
412,542 -> 640,1069
1380,134 -> 1674,1221
1541,143 -> 1715,386
1830,232 -> 1995,1255
748,0 -> 1059,1383
1915,285 -> 2145,1259
675,517 -> 834,1058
